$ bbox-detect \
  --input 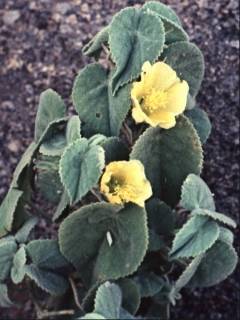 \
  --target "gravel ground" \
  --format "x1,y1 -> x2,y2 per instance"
0,0 -> 239,319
